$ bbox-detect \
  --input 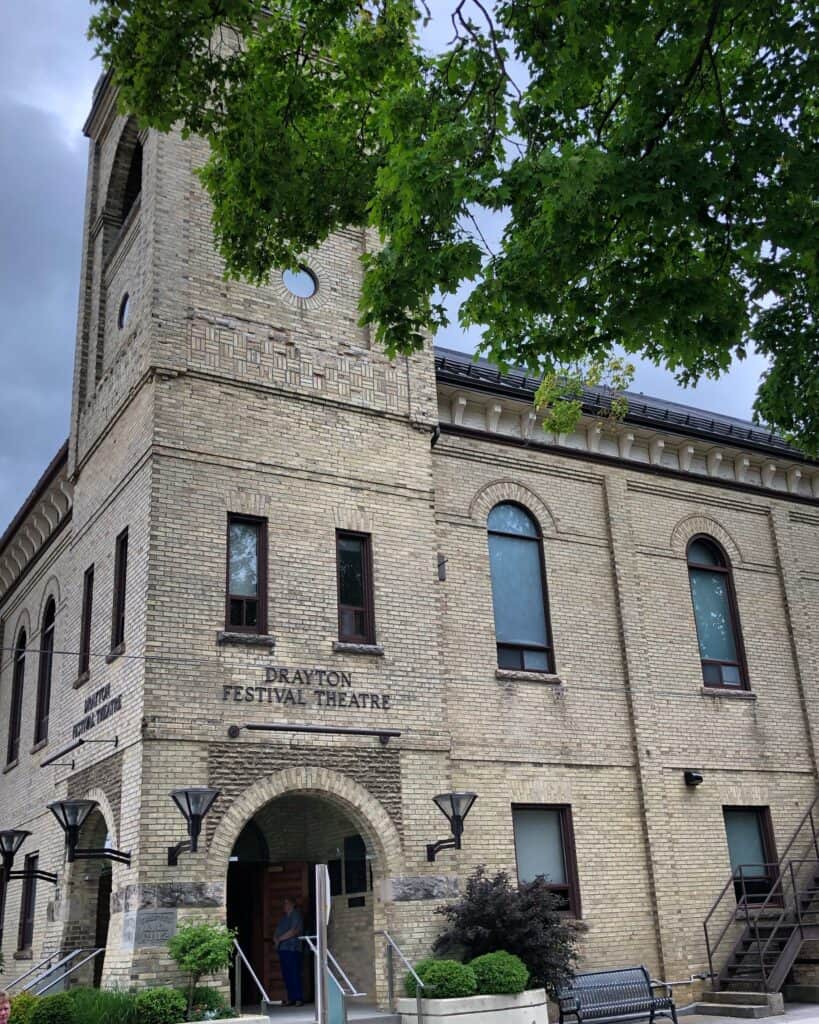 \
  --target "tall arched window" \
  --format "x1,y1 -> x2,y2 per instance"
34,599 -> 55,745
687,536 -> 747,688
6,629 -> 26,765
487,503 -> 554,672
